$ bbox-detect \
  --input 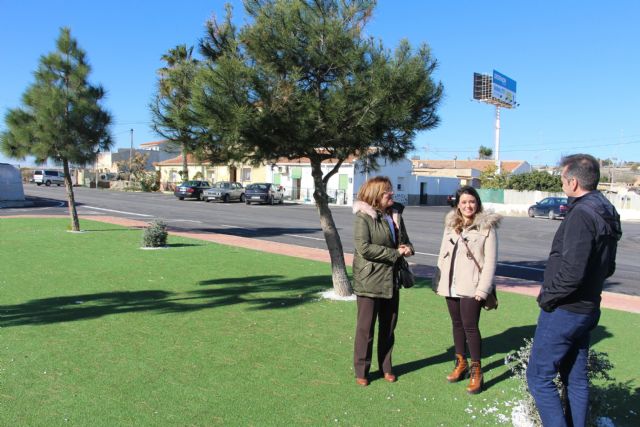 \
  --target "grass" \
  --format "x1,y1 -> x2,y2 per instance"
0,218 -> 638,426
